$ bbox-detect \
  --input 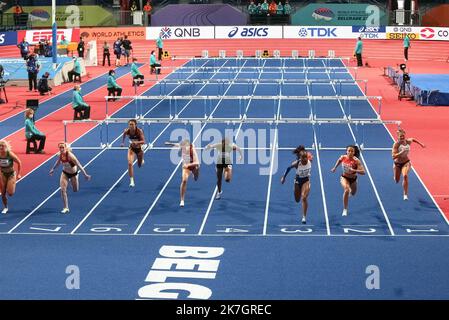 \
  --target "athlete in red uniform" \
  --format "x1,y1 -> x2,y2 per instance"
165,139 -> 199,207
331,145 -> 365,216
49,142 -> 91,214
